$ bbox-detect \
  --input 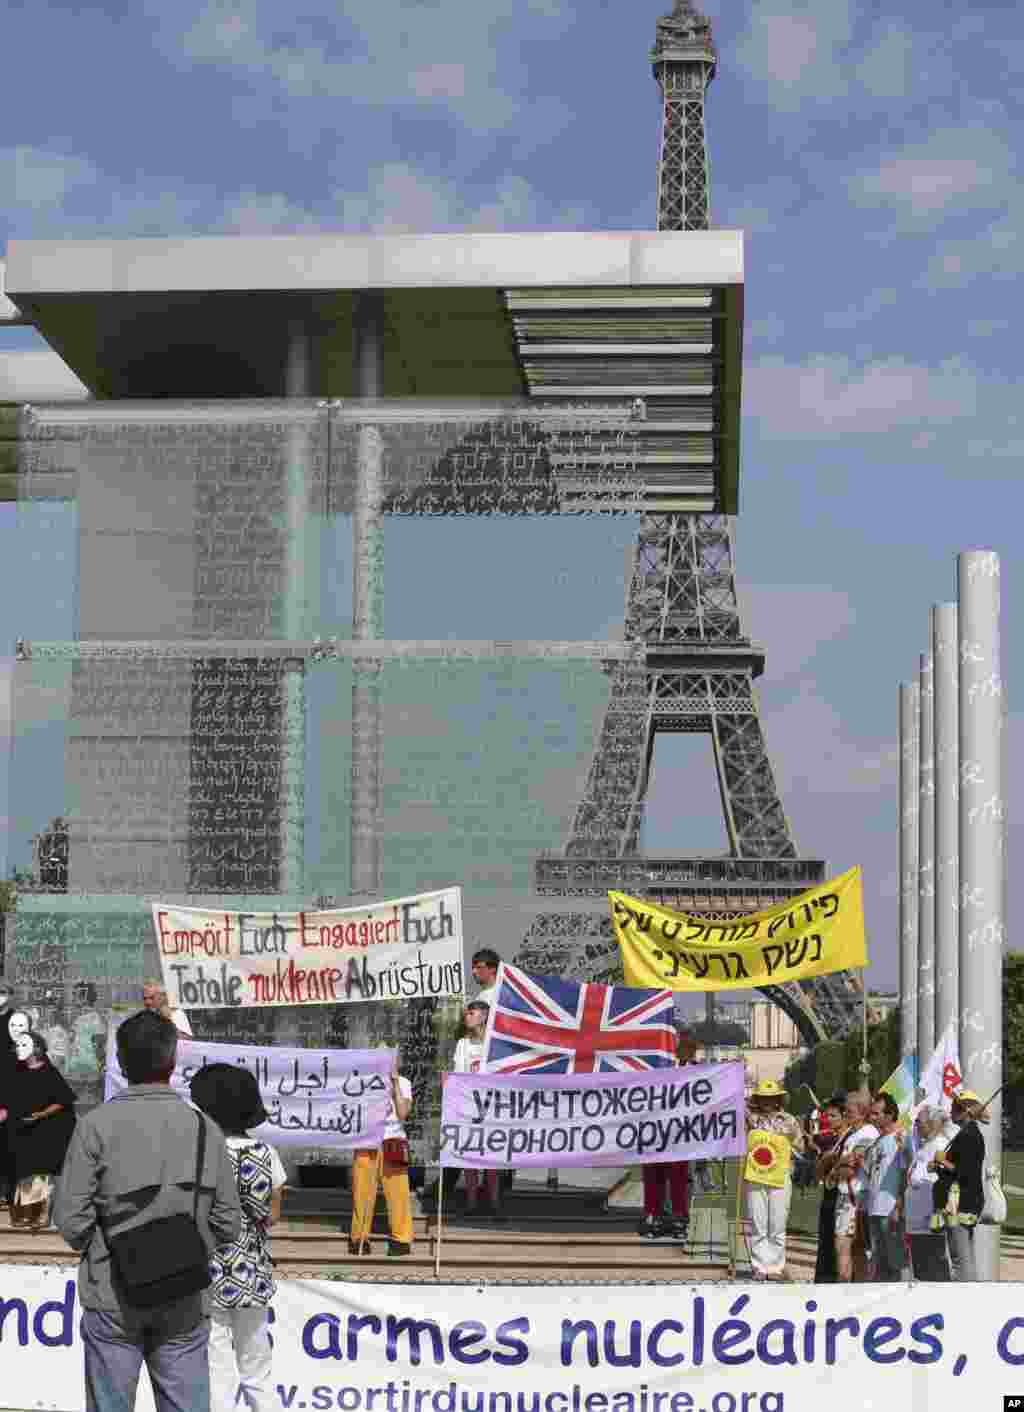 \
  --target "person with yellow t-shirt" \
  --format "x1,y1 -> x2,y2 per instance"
744,1079 -> 804,1281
